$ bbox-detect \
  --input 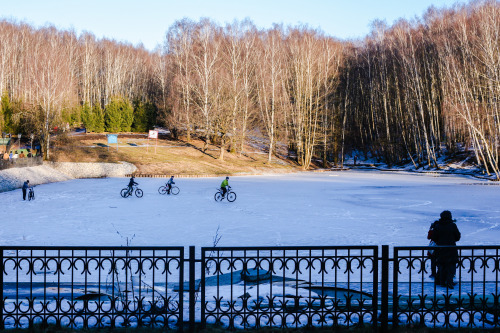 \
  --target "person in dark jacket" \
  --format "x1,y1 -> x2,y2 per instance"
433,210 -> 461,289
427,220 -> 438,278
127,176 -> 138,195
22,180 -> 30,200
